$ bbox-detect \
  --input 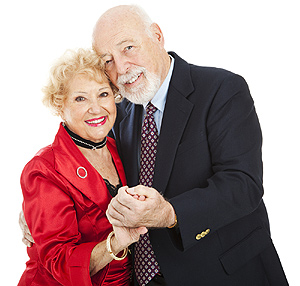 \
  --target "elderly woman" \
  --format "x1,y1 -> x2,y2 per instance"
18,49 -> 146,286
